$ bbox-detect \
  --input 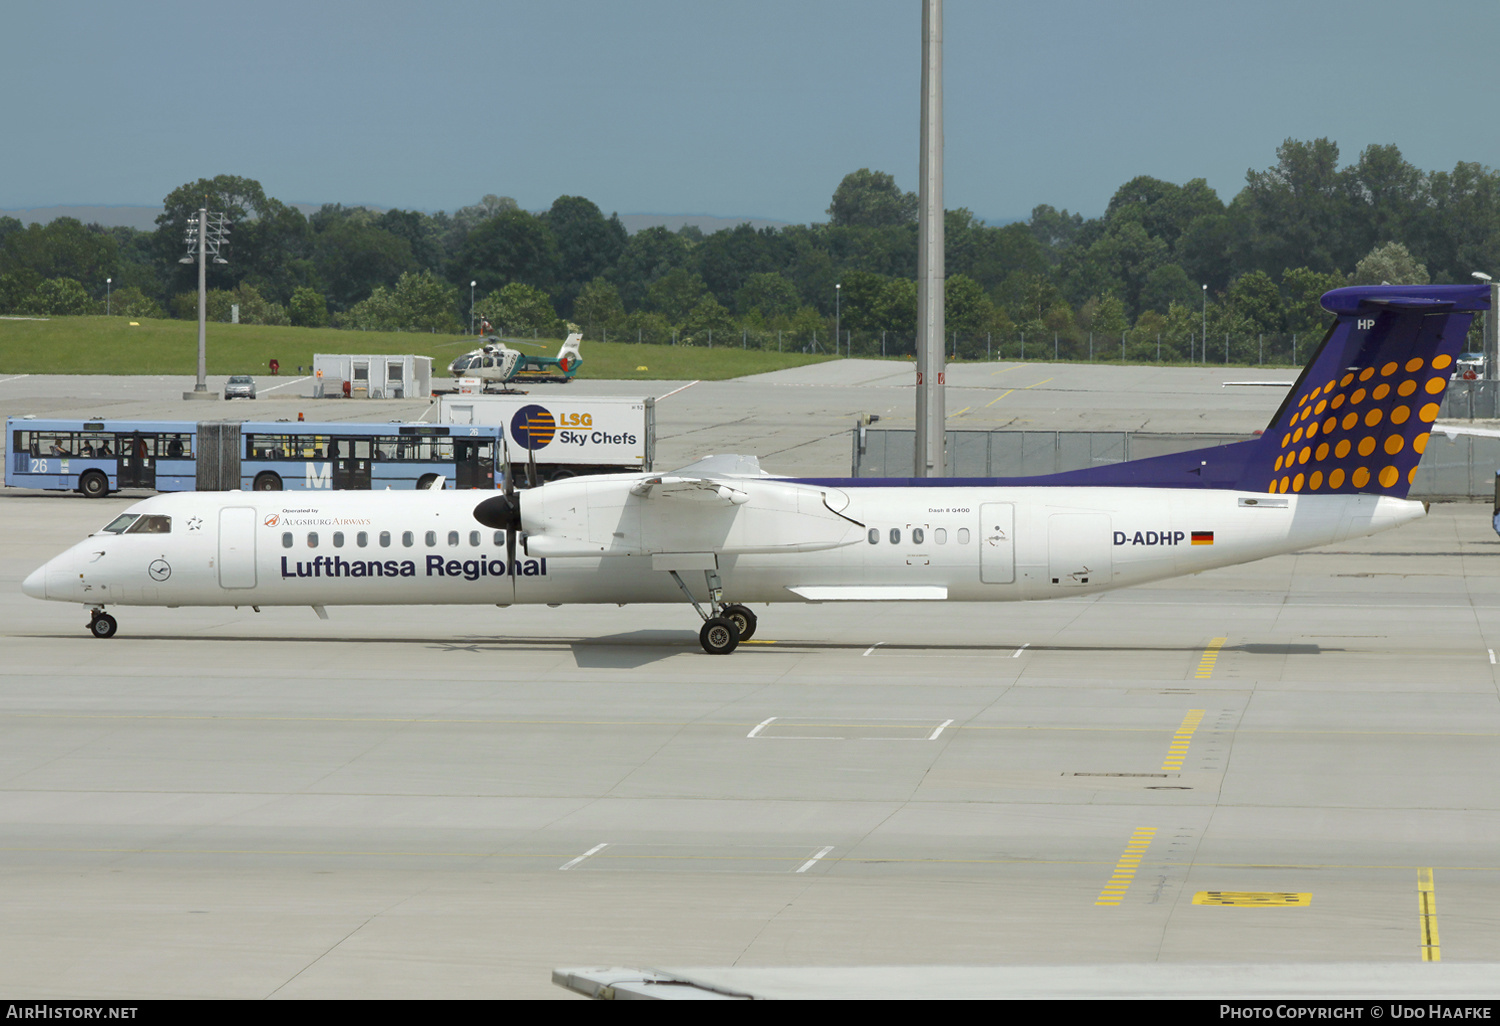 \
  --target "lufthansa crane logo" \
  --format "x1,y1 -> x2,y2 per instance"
511,404 -> 557,451
148,559 -> 171,582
